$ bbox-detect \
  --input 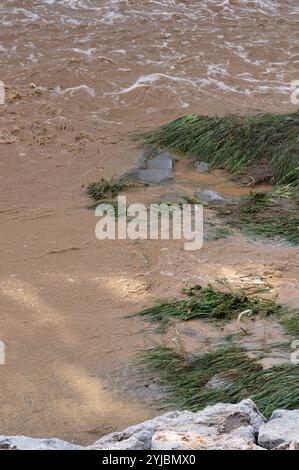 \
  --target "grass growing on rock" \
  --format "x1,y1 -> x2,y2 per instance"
138,345 -> 299,417
135,112 -> 299,184
135,284 -> 286,329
